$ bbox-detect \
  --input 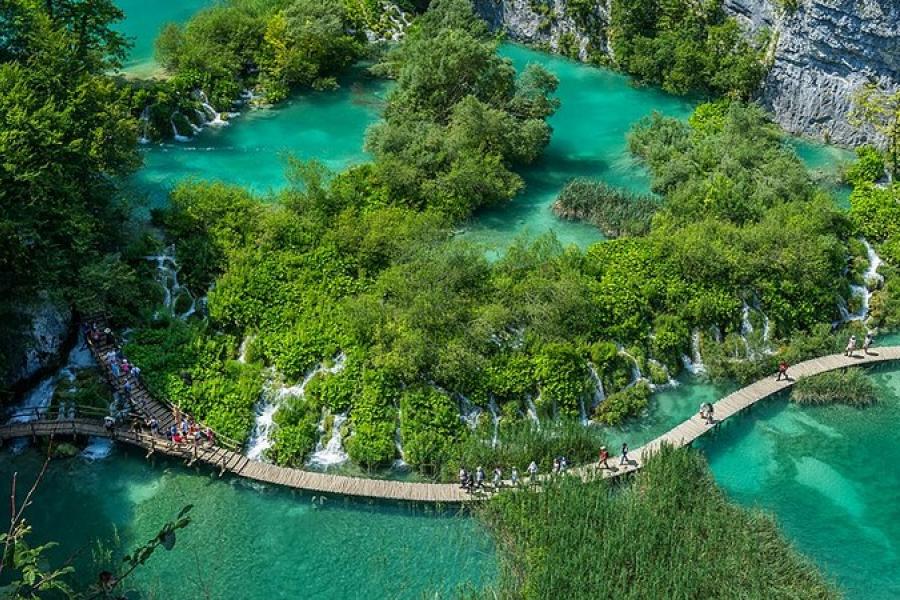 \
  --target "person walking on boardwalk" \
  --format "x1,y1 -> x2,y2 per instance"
475,466 -> 485,490
492,467 -> 502,489
458,467 -> 467,489
845,335 -> 857,357
704,403 -> 715,425
528,460 -> 538,482
598,446 -> 610,470
776,361 -> 790,381
552,457 -> 560,474
511,467 -> 519,486
620,443 -> 629,465
863,331 -> 874,355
